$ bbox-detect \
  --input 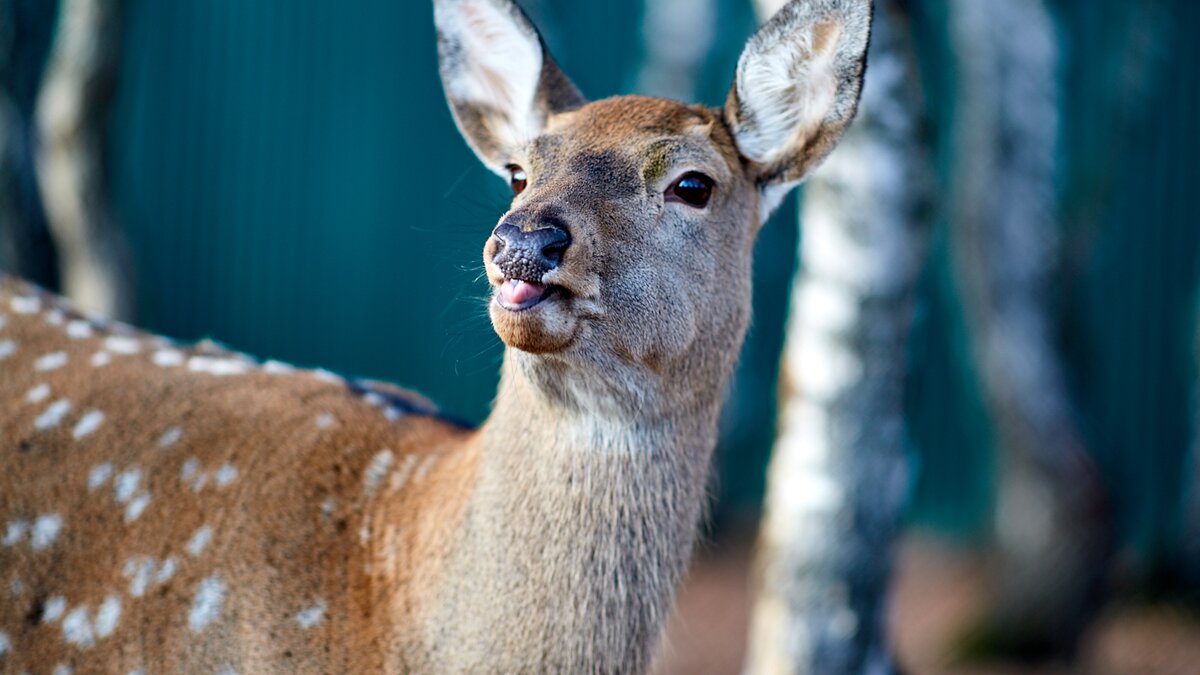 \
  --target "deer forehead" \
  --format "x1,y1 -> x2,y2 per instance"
533,97 -> 744,187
